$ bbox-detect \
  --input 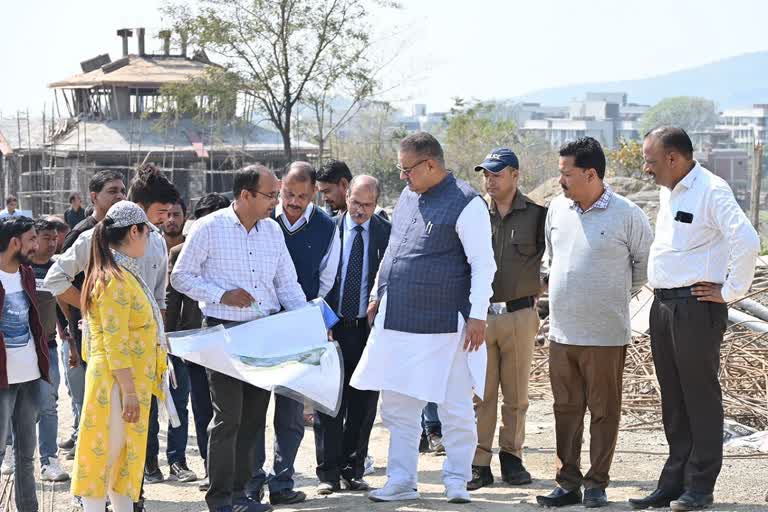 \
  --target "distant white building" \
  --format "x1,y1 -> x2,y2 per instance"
521,92 -> 649,149
717,105 -> 768,145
